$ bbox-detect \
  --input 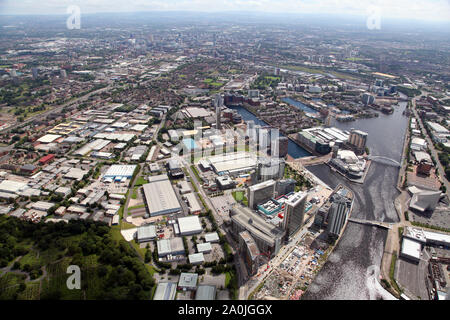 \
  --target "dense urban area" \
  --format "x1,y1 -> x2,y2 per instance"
0,10 -> 449,301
